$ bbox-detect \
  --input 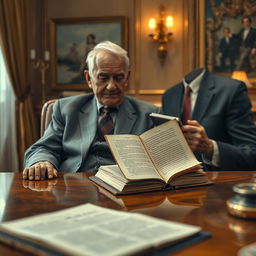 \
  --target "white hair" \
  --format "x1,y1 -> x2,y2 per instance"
86,41 -> 129,77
